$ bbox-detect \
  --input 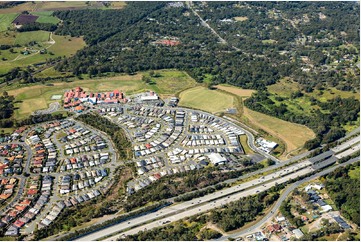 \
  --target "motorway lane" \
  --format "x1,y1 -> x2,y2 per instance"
104,166 -> 315,241
219,156 -> 360,240
77,160 -> 314,241
335,143 -> 360,159
331,136 -> 360,153
76,140 -> 359,241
